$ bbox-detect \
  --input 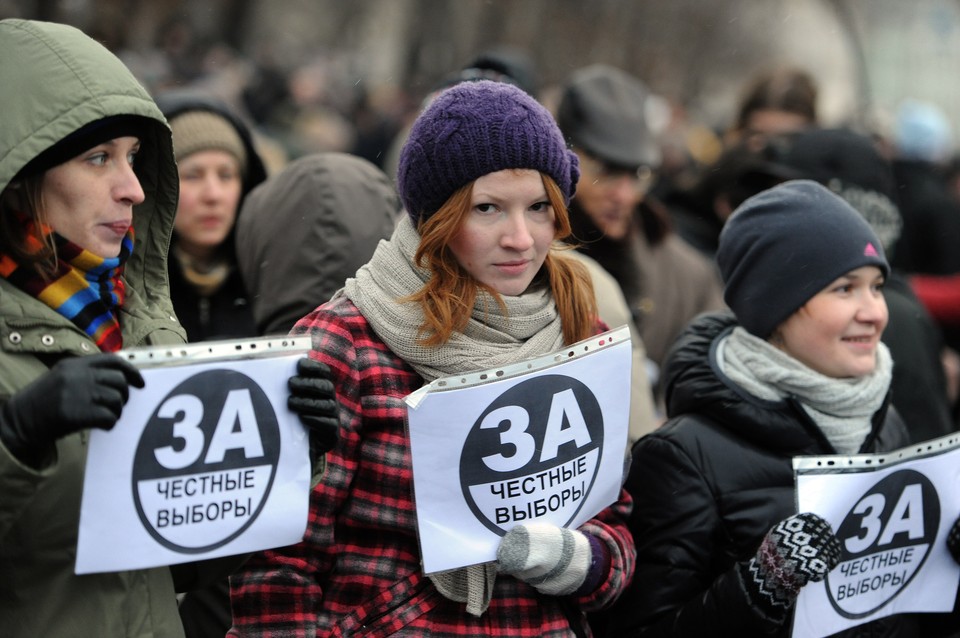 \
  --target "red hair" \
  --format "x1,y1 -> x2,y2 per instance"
406,173 -> 597,346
